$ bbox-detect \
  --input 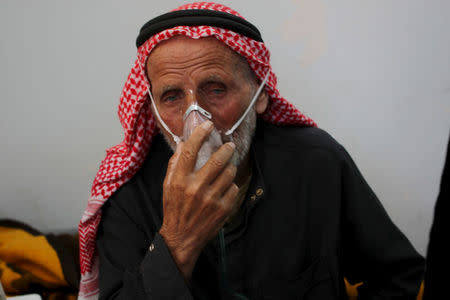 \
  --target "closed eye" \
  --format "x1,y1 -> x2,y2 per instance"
160,89 -> 183,103
201,82 -> 227,99
212,88 -> 225,95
